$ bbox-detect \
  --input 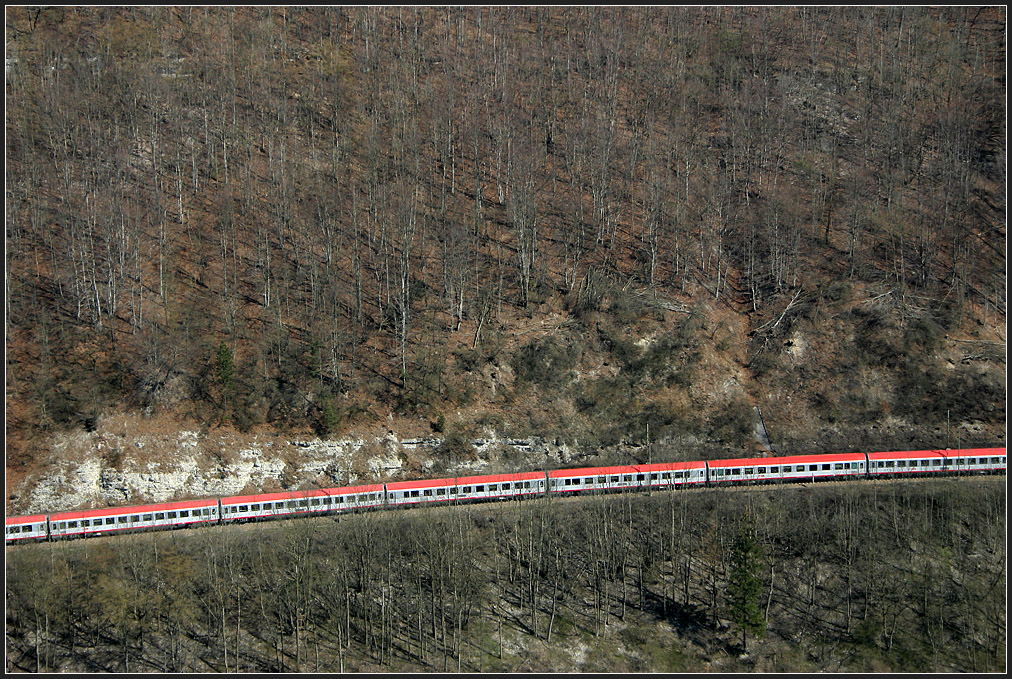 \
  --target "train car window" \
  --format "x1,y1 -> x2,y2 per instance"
503,483 -> 511,490
623,475 -> 632,482
57,522 -> 66,529
885,461 -> 895,468
68,522 -> 78,528
897,461 -> 906,468
808,465 -> 817,471
969,458 -> 976,464
757,467 -> 766,474
450,487 -> 458,494
933,460 -> 941,466
744,468 -> 754,475
167,512 -> 176,519
423,489 -> 433,496
770,466 -> 779,473
118,517 -> 128,524
674,472 -> 685,479
463,486 -> 472,493
637,474 -> 645,481
143,514 -> 153,521
662,472 -> 671,479
489,484 -> 498,491
410,491 -> 420,498
436,488 -> 445,496
908,461 -> 917,468
564,478 -> 572,486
